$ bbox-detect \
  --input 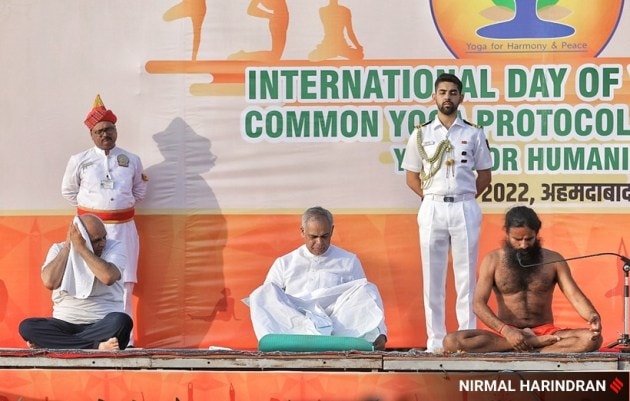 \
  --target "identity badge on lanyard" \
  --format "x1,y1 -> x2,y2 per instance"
100,178 -> 114,189
100,156 -> 114,189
